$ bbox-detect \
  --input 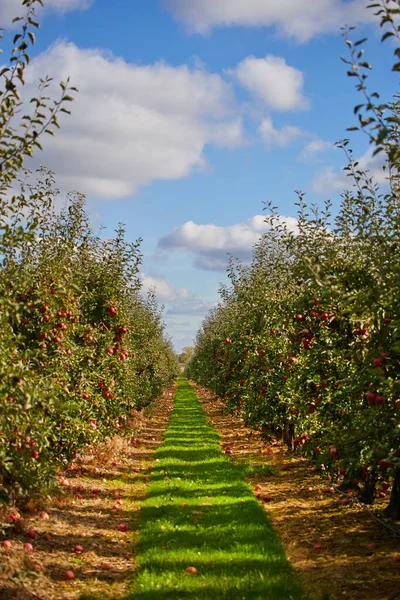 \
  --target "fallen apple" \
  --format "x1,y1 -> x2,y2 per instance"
63,570 -> 75,580
26,530 -> 36,540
